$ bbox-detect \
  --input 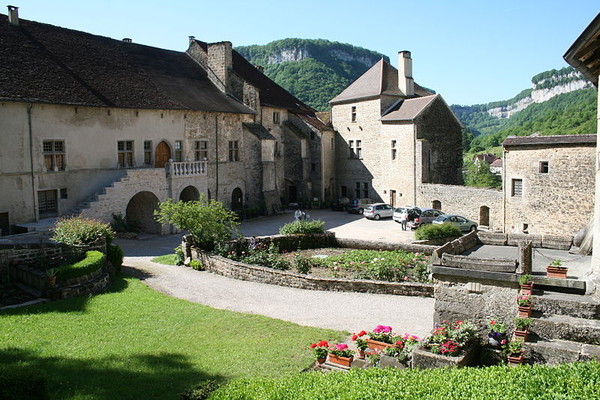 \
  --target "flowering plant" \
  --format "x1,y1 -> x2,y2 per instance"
352,330 -> 368,351
383,334 -> 422,362
329,343 -> 354,358
514,317 -> 533,331
368,325 -> 398,344
309,340 -> 329,359
423,320 -> 478,356
507,339 -> 524,356
487,319 -> 507,337
517,294 -> 532,307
